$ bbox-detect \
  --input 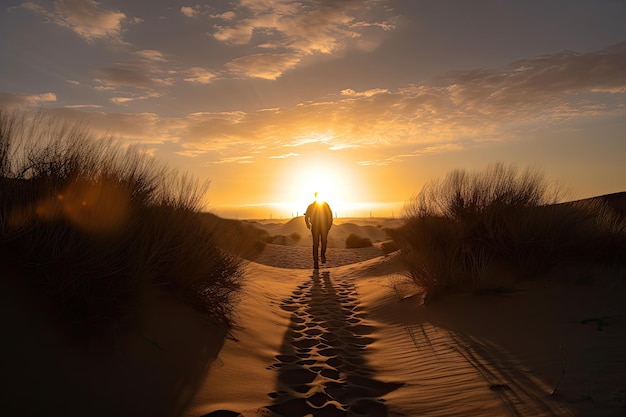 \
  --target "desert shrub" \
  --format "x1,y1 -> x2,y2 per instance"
0,108 -> 243,335
346,233 -> 373,248
380,240 -> 400,254
264,234 -> 287,245
394,163 -> 626,302
290,232 -> 301,242
201,213 -> 268,258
